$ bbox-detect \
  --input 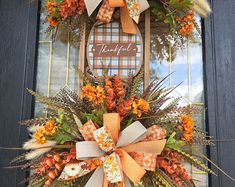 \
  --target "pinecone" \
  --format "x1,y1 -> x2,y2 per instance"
104,75 -> 115,111
112,75 -> 125,99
